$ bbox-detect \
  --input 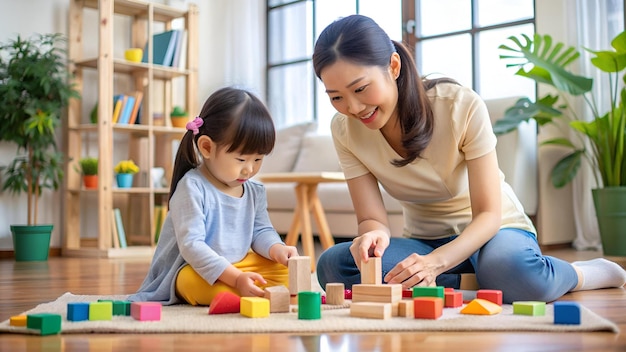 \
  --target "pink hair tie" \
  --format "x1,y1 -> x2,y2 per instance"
186,117 -> 203,135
